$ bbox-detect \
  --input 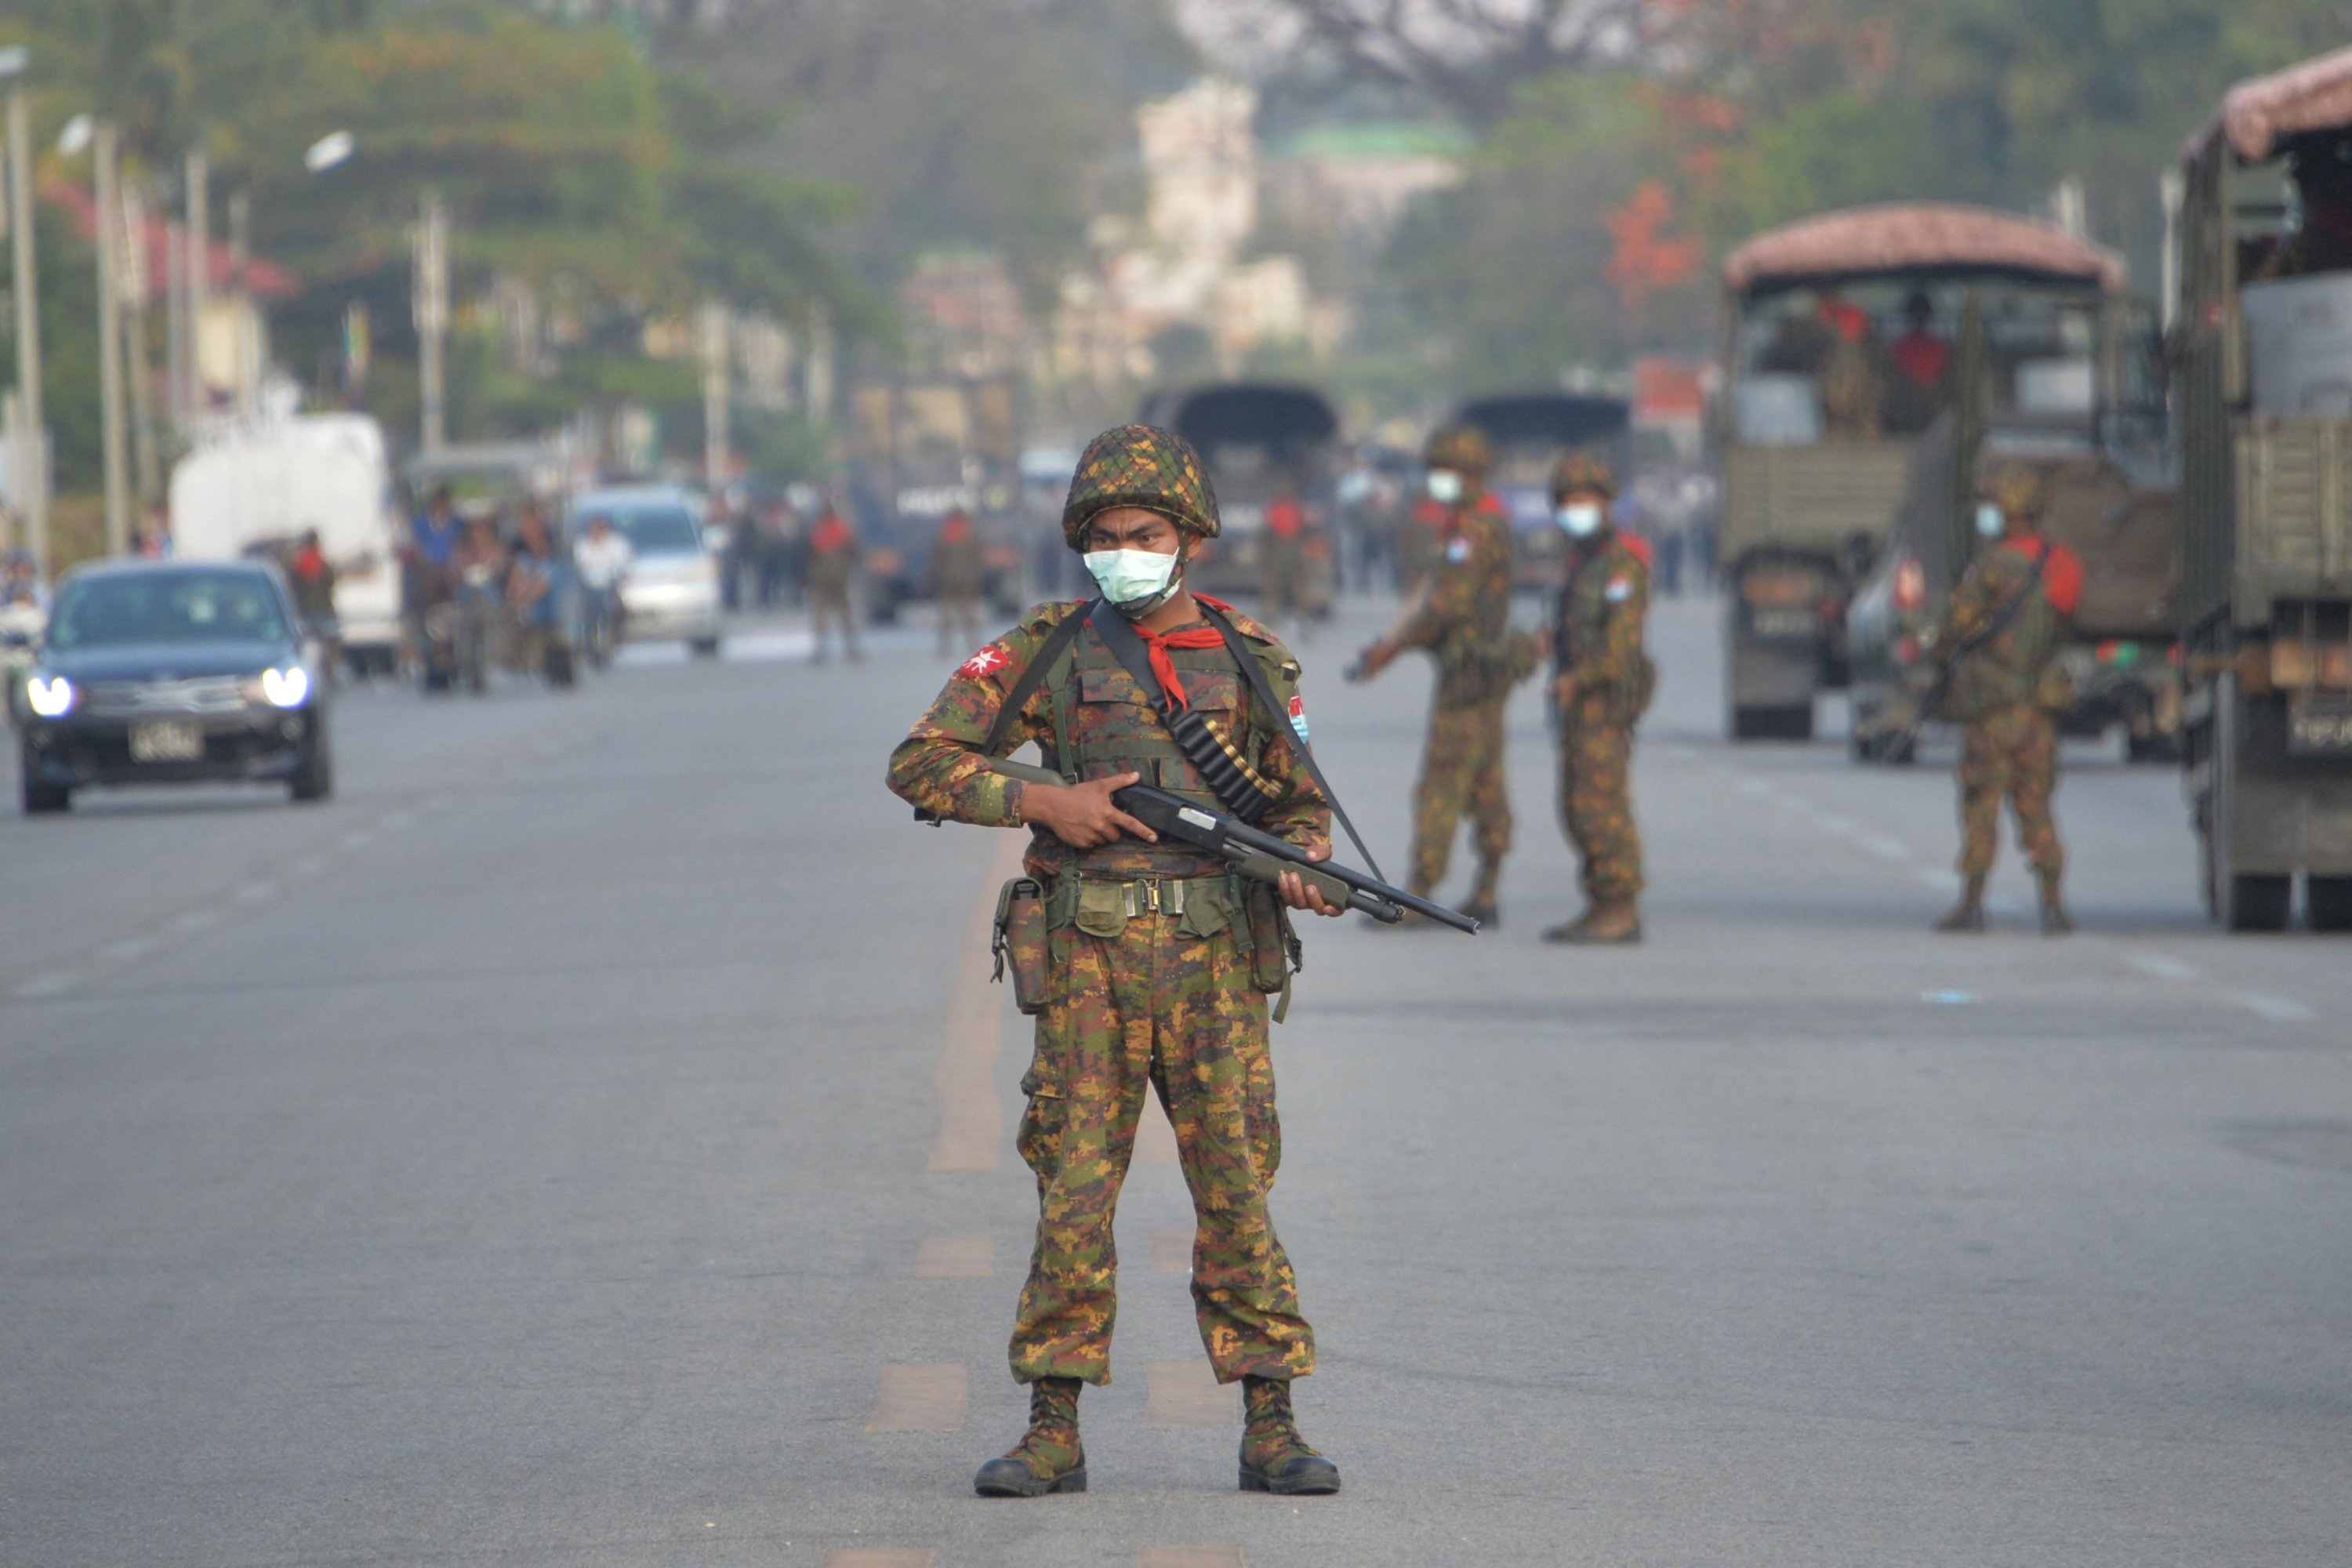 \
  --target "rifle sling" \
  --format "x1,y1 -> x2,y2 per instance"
1196,600 -> 1390,887
1951,539 -> 2053,664
975,608 -> 1091,762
